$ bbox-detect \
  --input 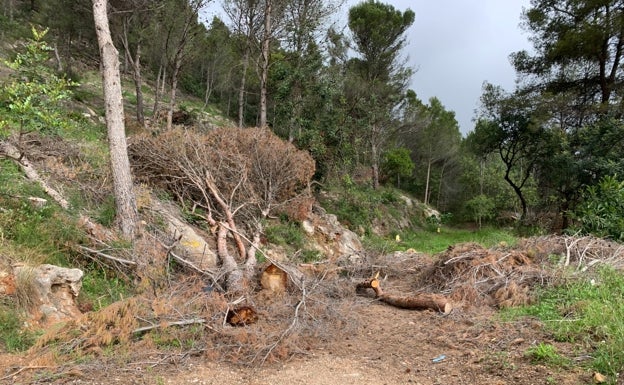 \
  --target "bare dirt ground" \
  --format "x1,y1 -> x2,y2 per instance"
4,236 -> 617,385
0,301 -> 589,385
